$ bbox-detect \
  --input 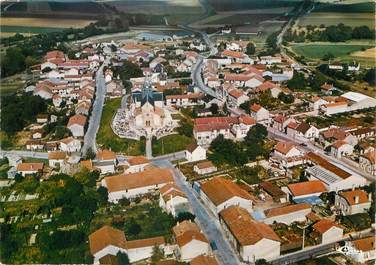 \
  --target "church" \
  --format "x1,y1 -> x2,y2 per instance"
131,79 -> 174,134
